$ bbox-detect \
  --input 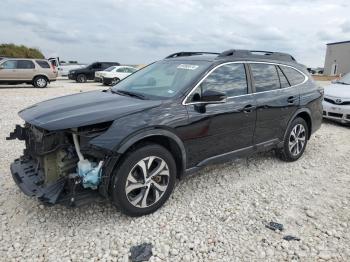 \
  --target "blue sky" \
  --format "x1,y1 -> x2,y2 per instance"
1,0 -> 350,67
